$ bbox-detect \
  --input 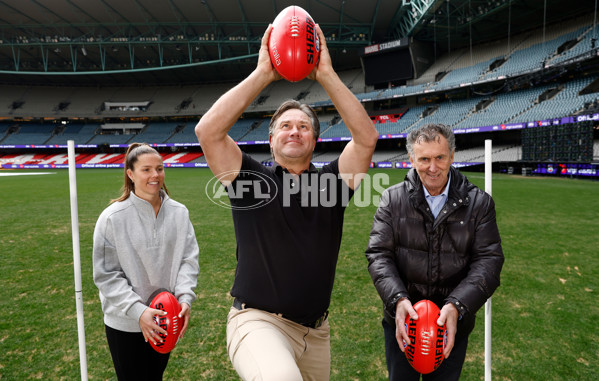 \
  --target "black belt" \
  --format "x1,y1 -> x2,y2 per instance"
233,298 -> 328,329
